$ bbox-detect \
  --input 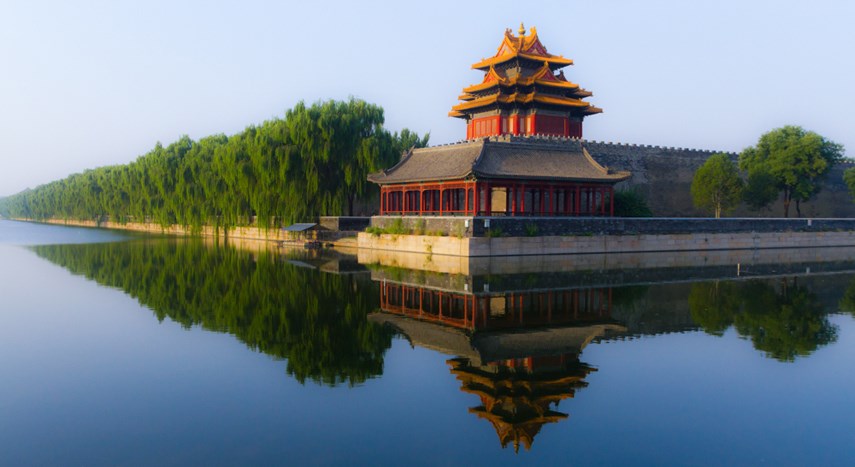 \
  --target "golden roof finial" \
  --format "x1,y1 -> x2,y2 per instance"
518,22 -> 526,36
